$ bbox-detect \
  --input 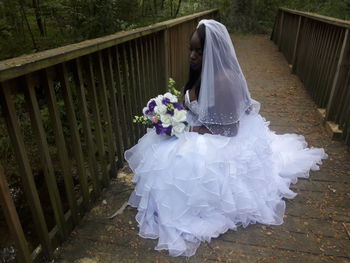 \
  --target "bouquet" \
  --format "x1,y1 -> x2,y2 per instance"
133,78 -> 188,137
